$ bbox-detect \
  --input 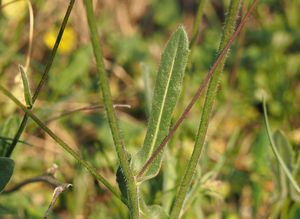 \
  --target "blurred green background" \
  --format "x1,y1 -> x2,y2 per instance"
0,0 -> 300,218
